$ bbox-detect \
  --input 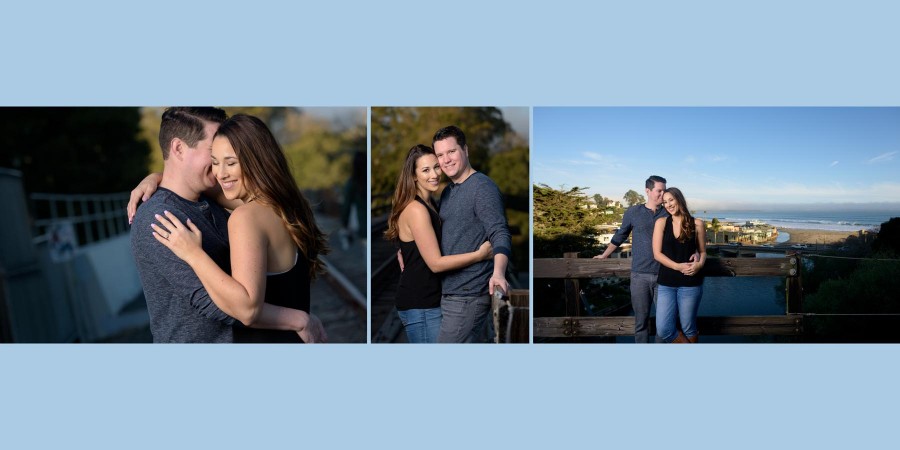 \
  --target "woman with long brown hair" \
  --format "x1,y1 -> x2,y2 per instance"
652,187 -> 707,343
151,114 -> 329,343
385,144 -> 492,343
